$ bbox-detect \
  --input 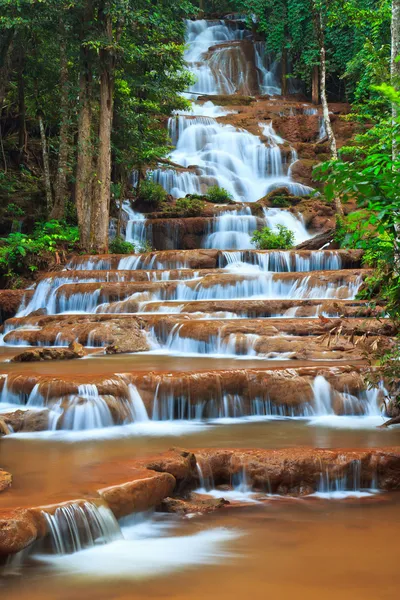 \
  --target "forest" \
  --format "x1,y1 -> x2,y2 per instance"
1,0 -> 398,393
1,0 -> 400,594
